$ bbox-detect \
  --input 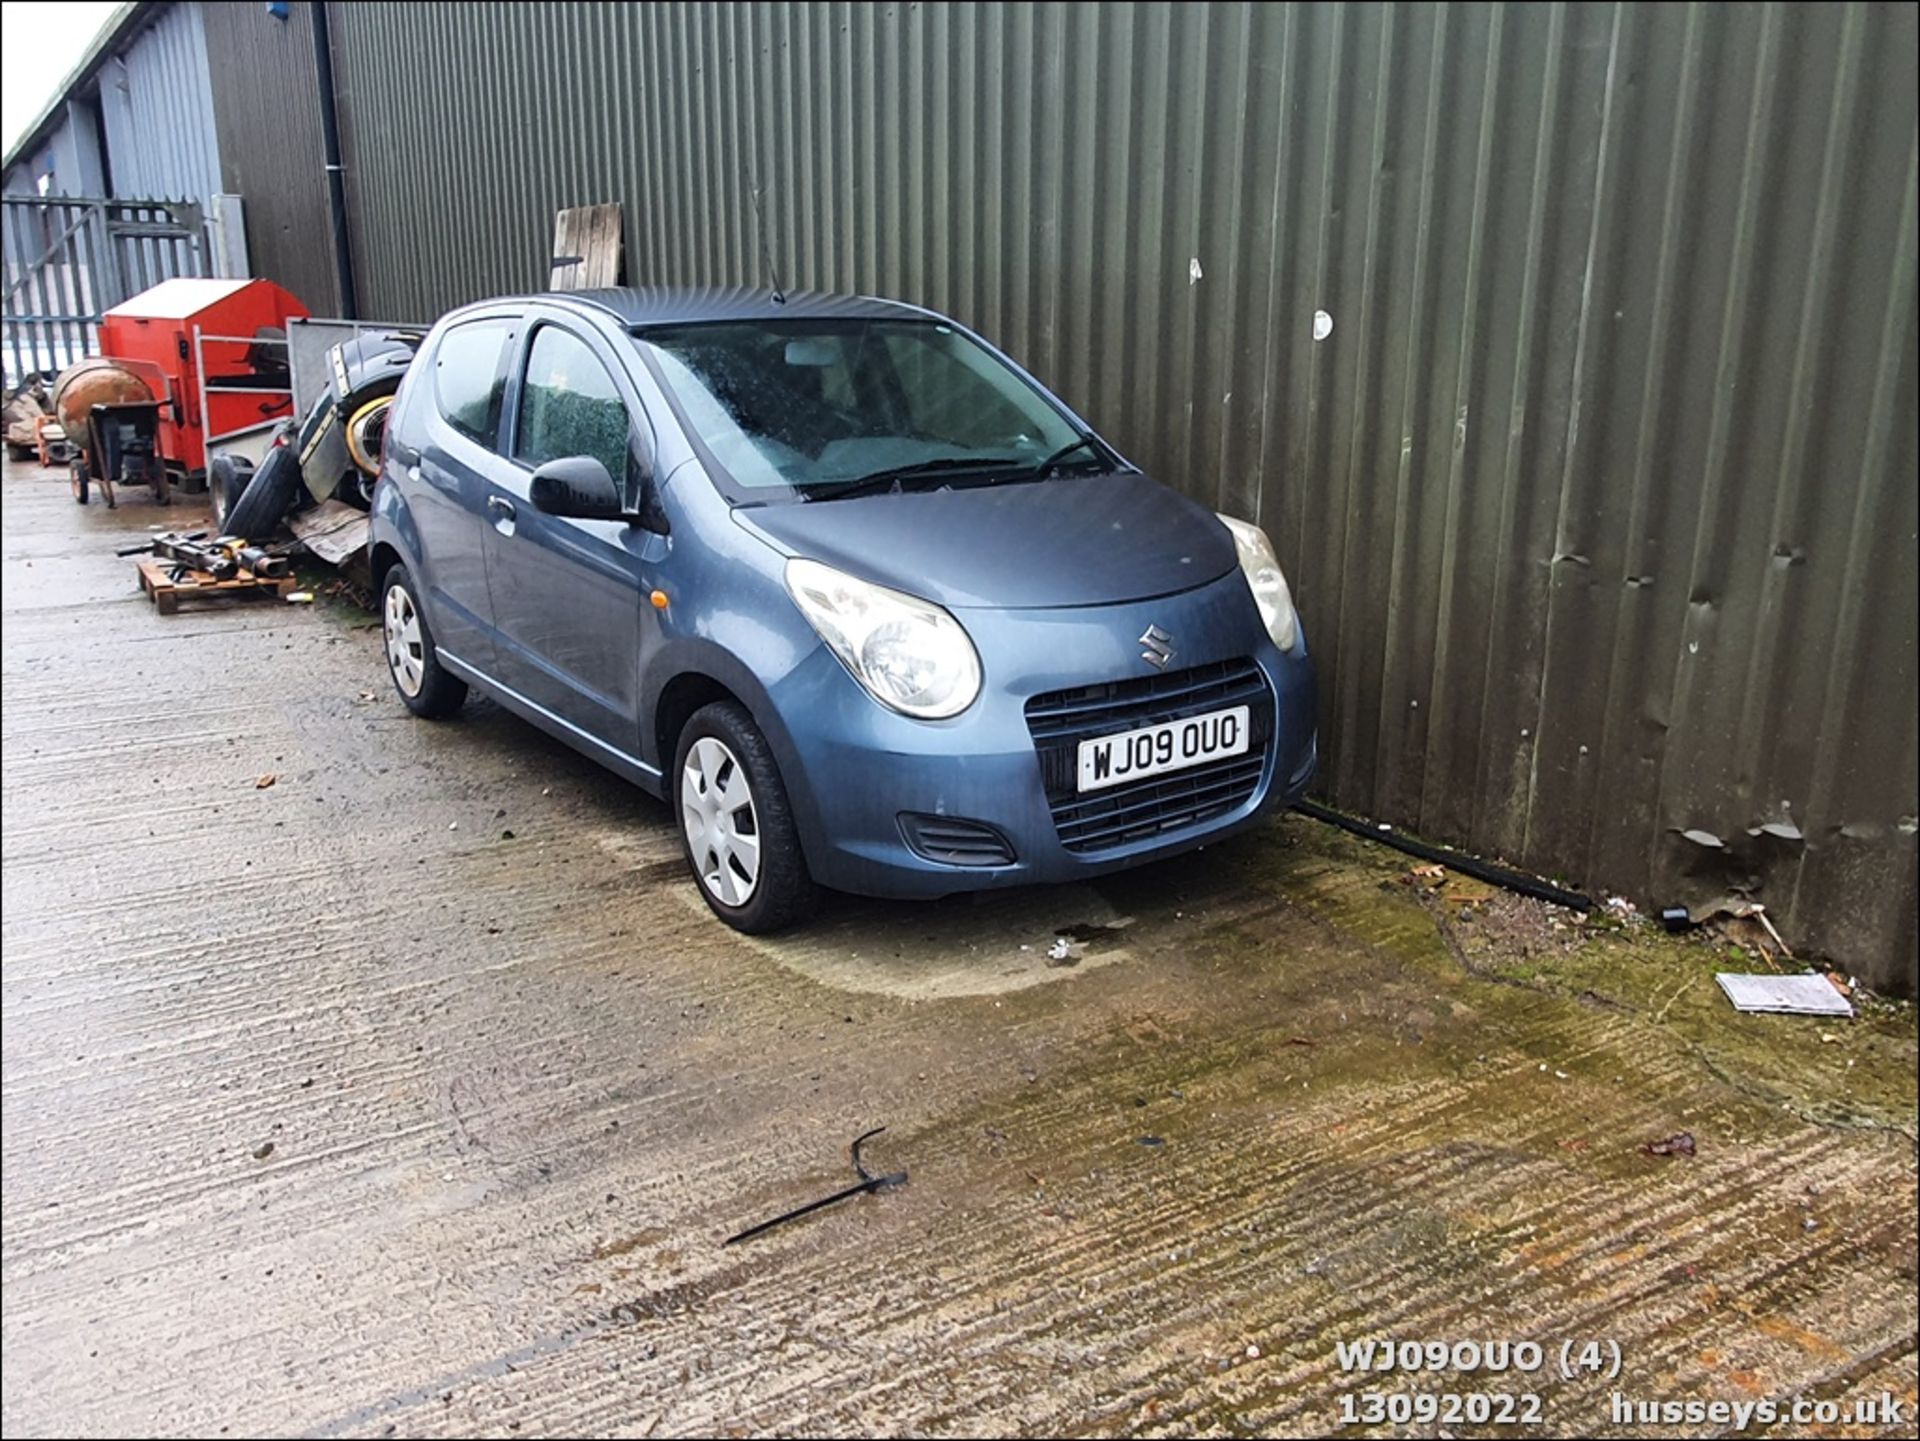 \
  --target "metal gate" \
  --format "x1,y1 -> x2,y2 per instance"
1,196 -> 207,387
